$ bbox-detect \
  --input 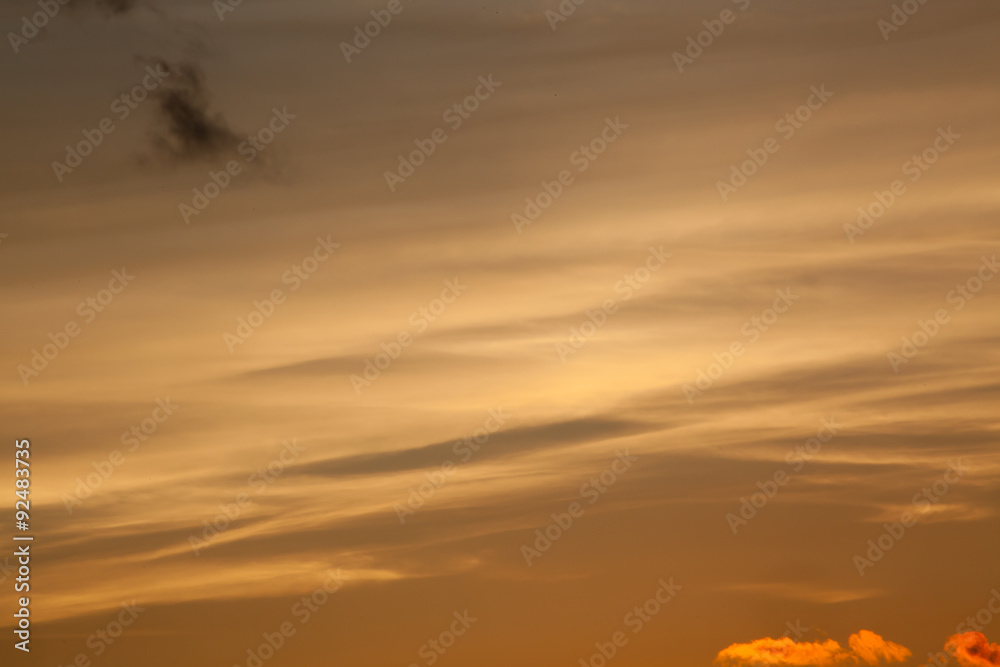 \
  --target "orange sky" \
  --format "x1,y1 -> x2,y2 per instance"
1,0 -> 998,666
